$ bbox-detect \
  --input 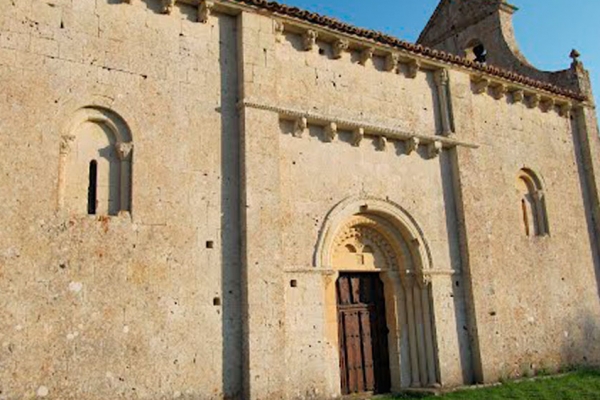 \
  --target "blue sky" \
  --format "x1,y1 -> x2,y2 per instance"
279,0 -> 600,110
